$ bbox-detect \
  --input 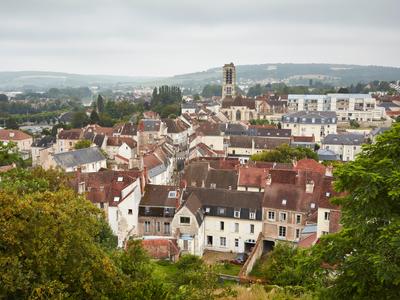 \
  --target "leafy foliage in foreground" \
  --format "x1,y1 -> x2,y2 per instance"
0,168 -> 238,299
